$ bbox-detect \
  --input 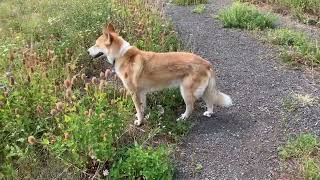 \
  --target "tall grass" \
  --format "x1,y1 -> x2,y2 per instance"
0,0 -> 185,179
218,2 -> 277,30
